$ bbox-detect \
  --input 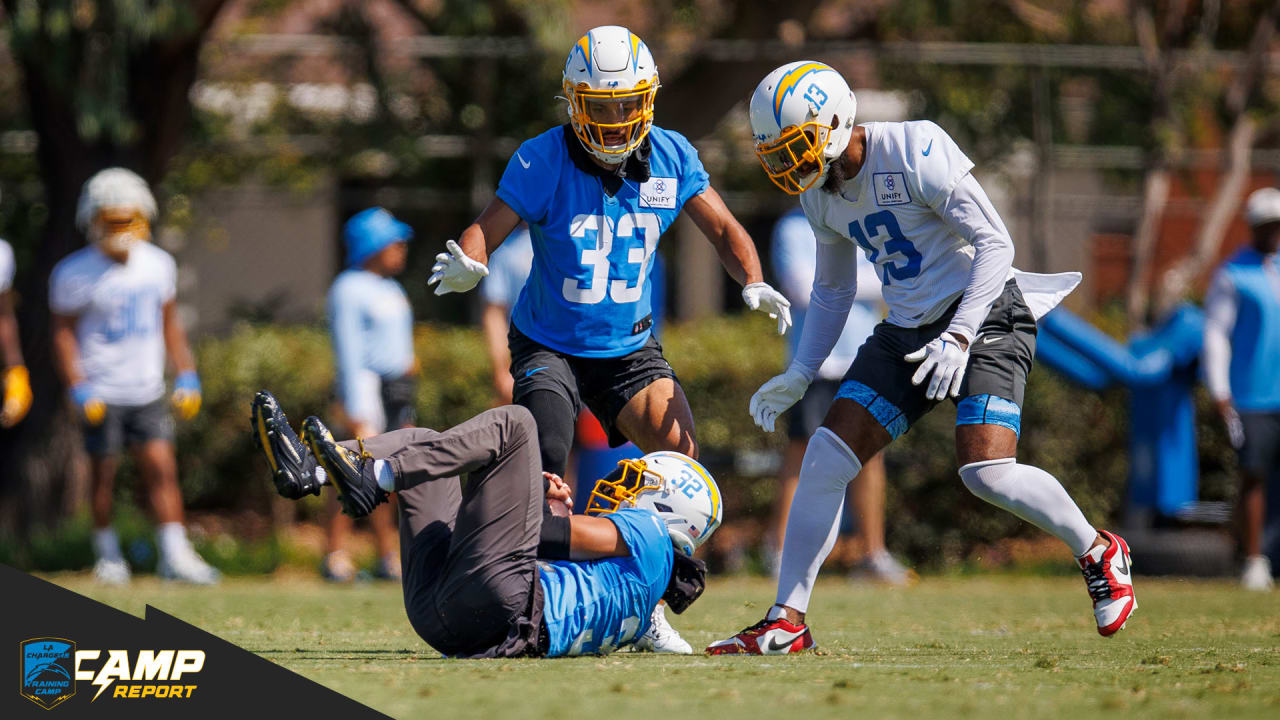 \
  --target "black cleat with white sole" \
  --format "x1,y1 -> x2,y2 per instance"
251,390 -> 321,499
301,416 -> 386,518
